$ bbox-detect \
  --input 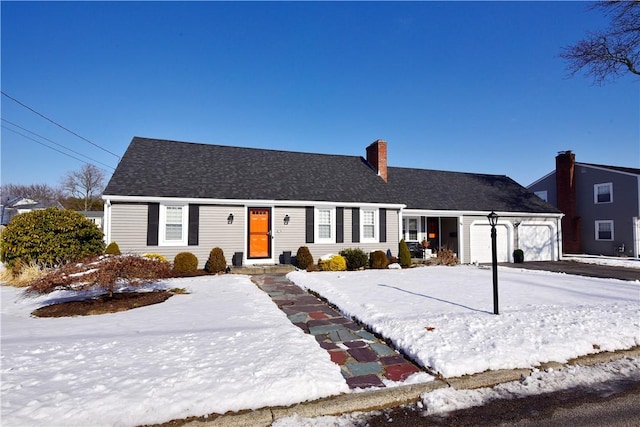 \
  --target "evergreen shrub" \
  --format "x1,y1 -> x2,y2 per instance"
105,242 -> 121,255
205,247 -> 227,274
398,239 -> 411,267
295,246 -> 314,270
369,250 -> 389,269
318,254 -> 347,271
0,208 -> 105,270
339,248 -> 368,270
173,252 -> 199,274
